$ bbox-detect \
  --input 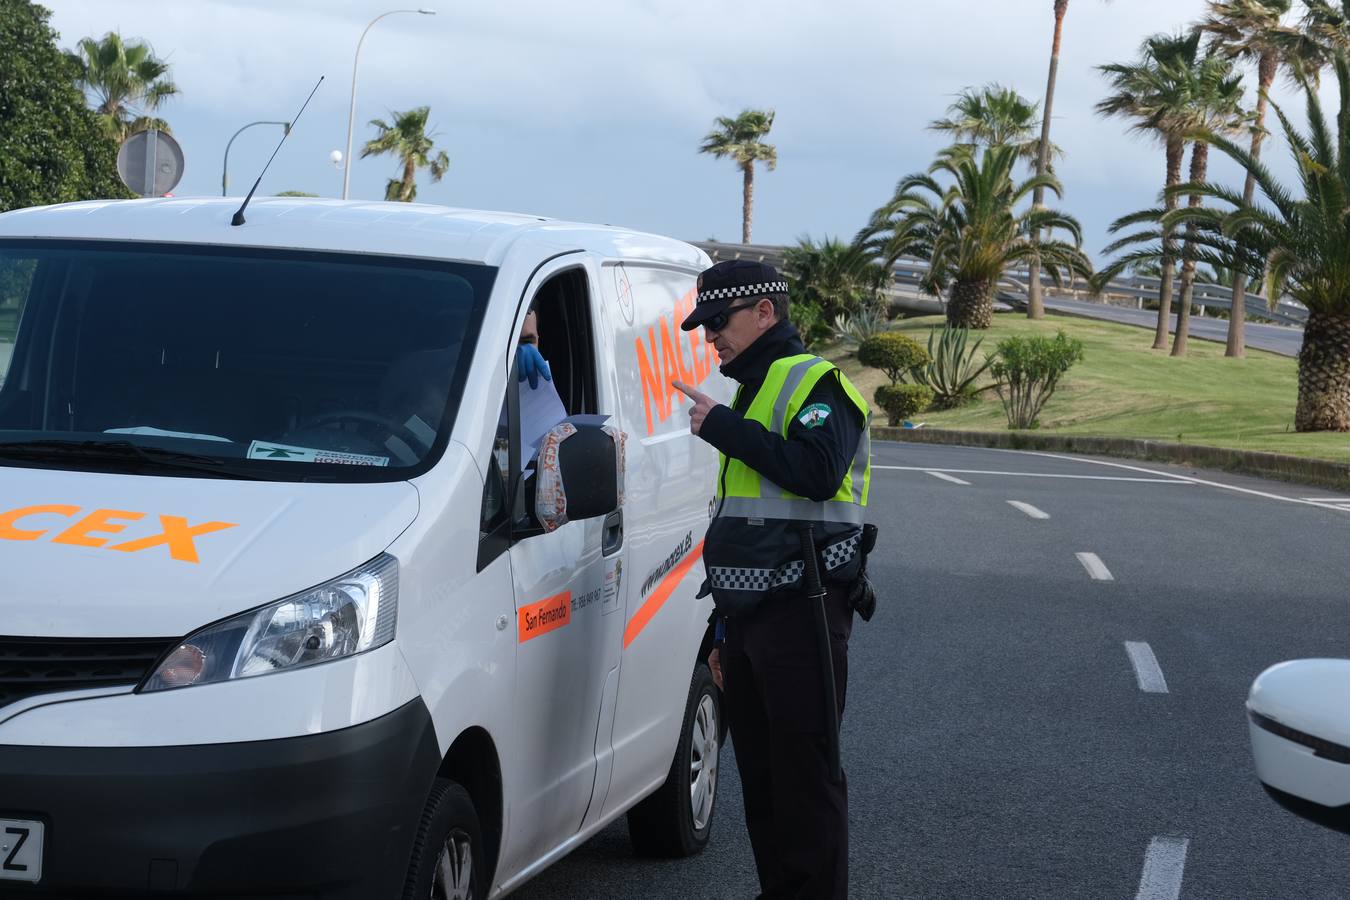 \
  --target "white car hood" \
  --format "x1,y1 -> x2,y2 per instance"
0,465 -> 419,637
